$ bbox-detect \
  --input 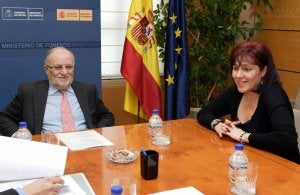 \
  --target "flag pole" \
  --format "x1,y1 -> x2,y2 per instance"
137,101 -> 140,123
